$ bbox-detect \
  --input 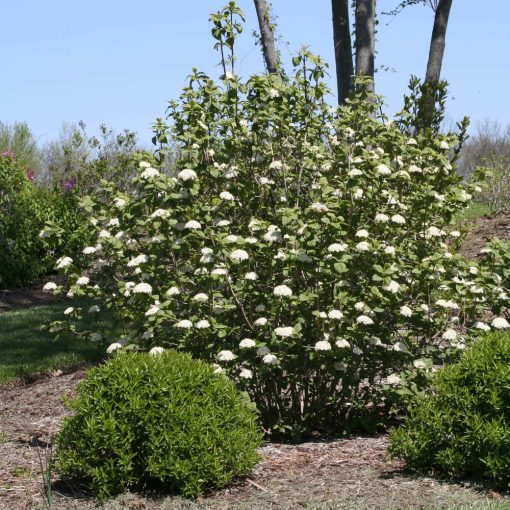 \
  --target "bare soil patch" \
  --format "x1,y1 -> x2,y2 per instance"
460,213 -> 510,259
0,371 -> 505,510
